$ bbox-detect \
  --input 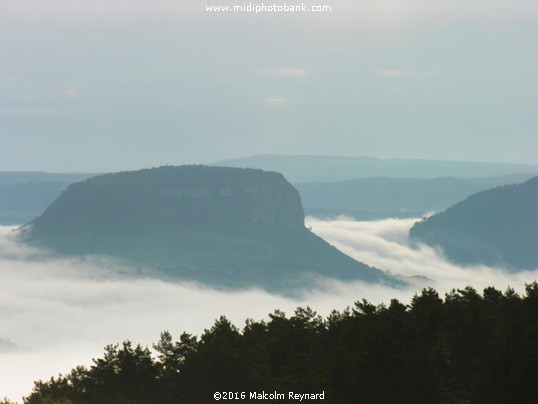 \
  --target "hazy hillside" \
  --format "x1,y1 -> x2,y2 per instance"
214,155 -> 538,183
297,174 -> 536,219
21,166 -> 393,290
410,177 -> 538,270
